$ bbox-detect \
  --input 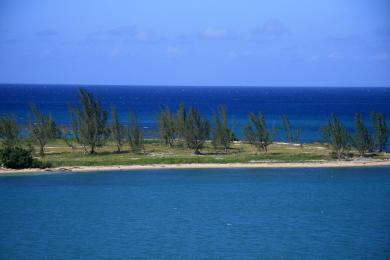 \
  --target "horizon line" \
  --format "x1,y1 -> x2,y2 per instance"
0,82 -> 389,88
